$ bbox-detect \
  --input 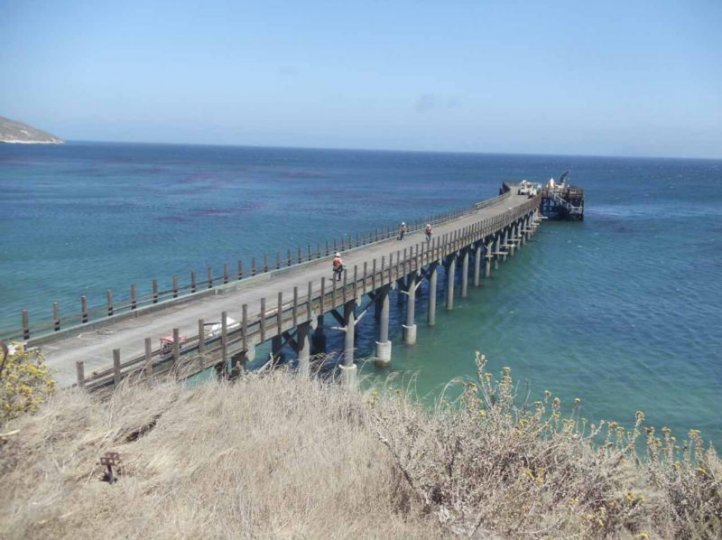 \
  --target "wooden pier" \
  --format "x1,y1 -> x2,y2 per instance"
9,185 -> 543,391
